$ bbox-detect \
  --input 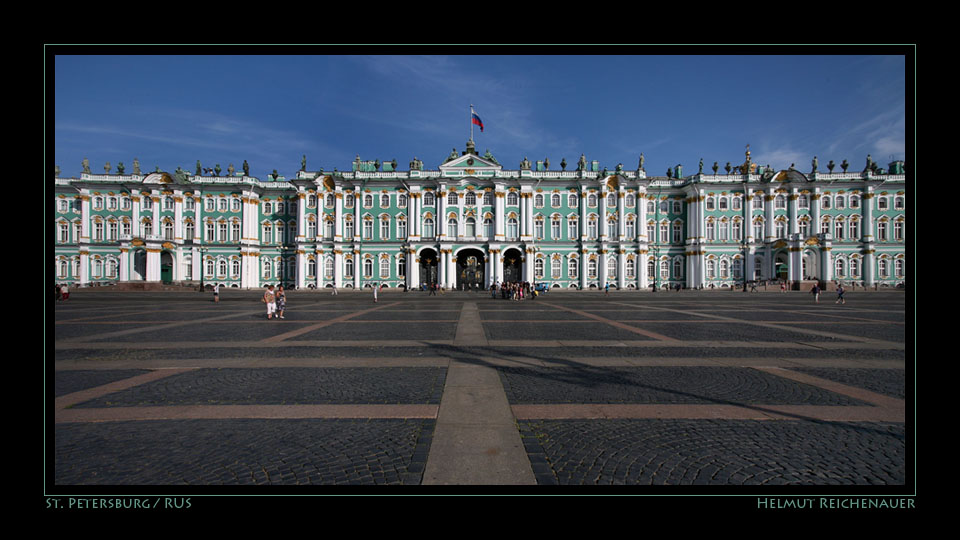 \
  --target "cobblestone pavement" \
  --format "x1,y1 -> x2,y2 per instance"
50,289 -> 909,489
518,419 -> 905,485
